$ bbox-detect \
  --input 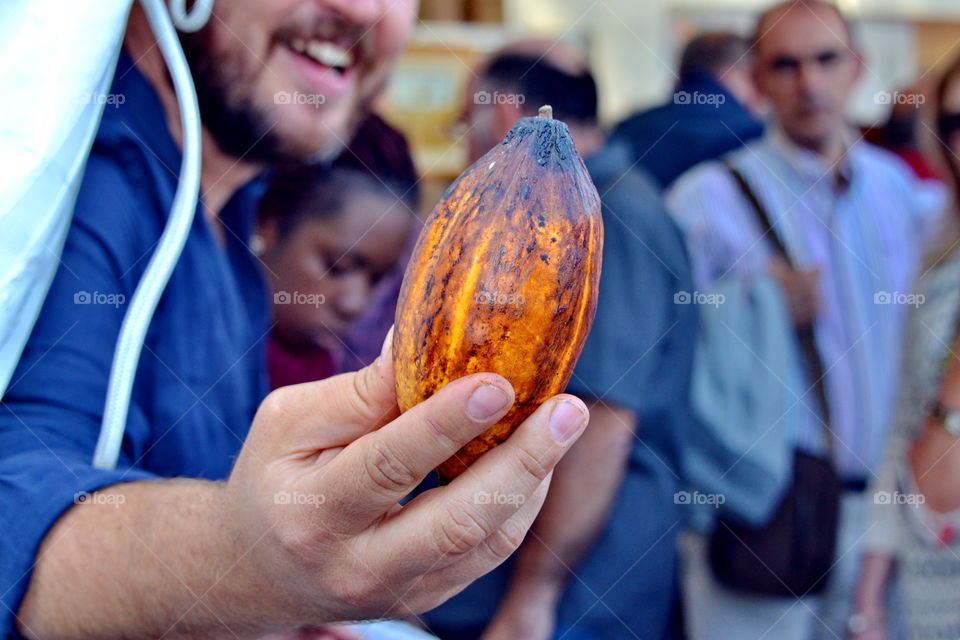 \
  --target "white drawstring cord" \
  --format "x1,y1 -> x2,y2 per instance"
167,0 -> 214,33
93,0 -> 204,469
